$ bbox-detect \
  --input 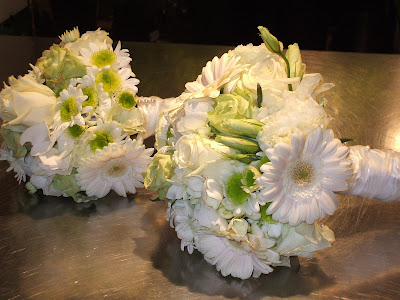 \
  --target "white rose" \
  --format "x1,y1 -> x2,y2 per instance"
230,44 -> 295,98
274,222 -> 335,258
176,97 -> 214,137
0,74 -> 57,130
173,135 -> 226,170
